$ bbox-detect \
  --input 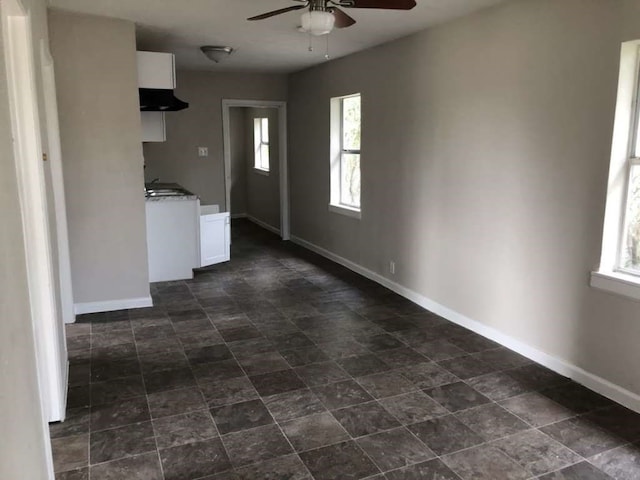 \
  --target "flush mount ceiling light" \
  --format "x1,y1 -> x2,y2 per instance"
200,46 -> 234,63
